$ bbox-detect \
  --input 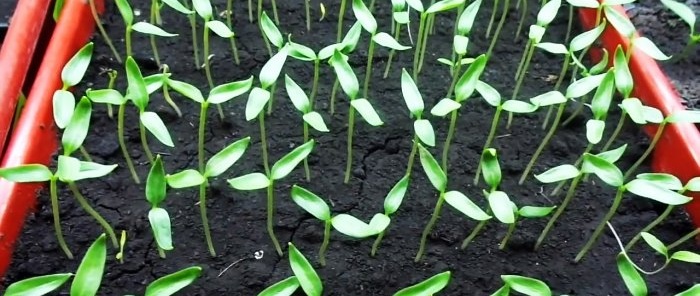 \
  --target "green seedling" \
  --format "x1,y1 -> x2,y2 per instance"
371,175 -> 409,256
393,271 -> 451,295
258,243 -> 322,296
603,2 -> 670,61
400,69 -> 436,175
144,266 -> 203,296
321,21 -> 362,115
285,75 -> 329,181
145,65 -> 183,117
88,0 -> 121,63
259,14 -> 289,115
329,50 -> 384,184
414,143 -> 490,261
145,0 -> 179,67
286,38 -> 323,112
116,230 -> 127,263
229,140 -> 315,256
331,212 -> 391,240
490,275 -> 552,296
176,0 -> 202,68
661,0 -> 699,60
484,0 -> 510,59
115,0 -> 177,60
290,185 -> 333,266
601,45 -> 635,151
382,0 -> 412,78
431,54 -> 487,175
254,0 -> 279,26
446,0 -> 481,67
412,0 -> 466,78
145,155 -> 176,258
224,0 -> 241,64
